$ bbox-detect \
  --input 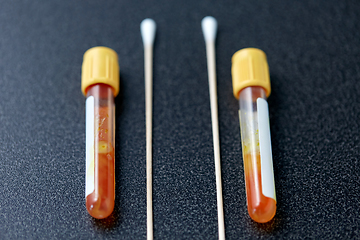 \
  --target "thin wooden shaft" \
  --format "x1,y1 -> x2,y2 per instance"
205,40 -> 225,240
145,45 -> 154,240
